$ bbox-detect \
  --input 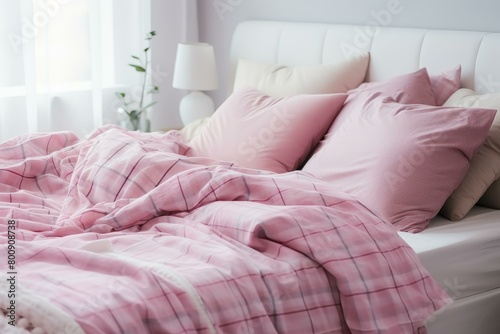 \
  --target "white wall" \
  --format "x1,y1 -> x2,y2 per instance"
197,0 -> 500,107
150,0 -> 198,130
